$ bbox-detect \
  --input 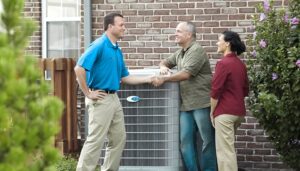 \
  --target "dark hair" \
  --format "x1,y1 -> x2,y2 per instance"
104,13 -> 123,31
222,31 -> 246,55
